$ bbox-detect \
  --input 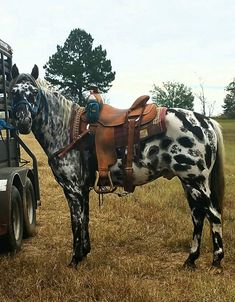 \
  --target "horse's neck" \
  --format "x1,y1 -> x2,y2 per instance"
32,90 -> 75,157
